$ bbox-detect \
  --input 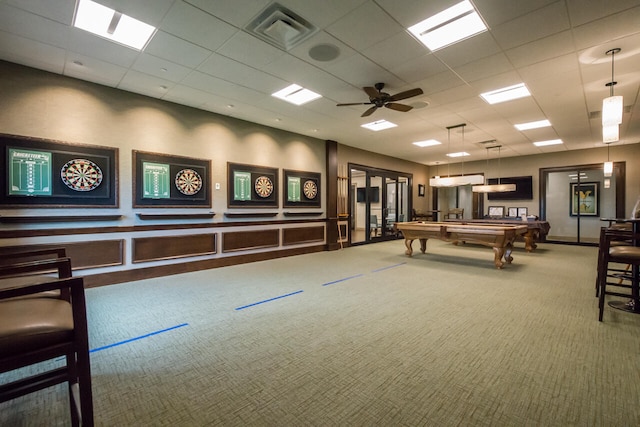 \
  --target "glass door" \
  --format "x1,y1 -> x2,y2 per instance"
541,164 -> 623,244
350,165 -> 411,244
